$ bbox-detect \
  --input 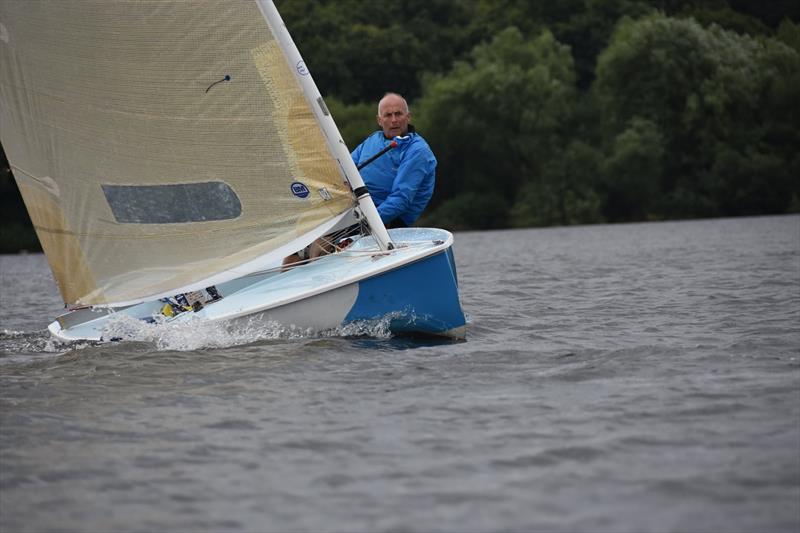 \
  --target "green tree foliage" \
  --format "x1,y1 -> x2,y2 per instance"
418,191 -> 508,231
777,19 -> 800,51
274,0 -> 475,102
0,144 -> 40,253
3,1 -> 799,252
593,14 -> 800,220
599,118 -> 665,221
275,0 -> 798,229
324,97 -> 377,150
726,0 -> 800,28
556,0 -> 655,88
415,28 -> 578,228
511,140 -> 604,227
